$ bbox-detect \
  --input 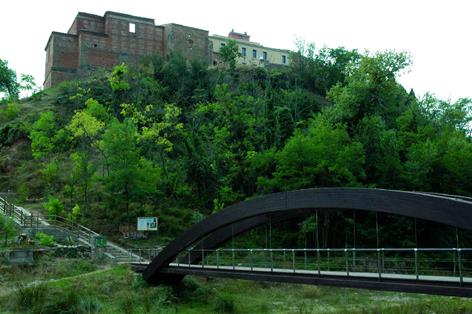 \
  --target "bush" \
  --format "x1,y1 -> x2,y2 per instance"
15,283 -> 48,311
212,293 -> 237,313
16,184 -> 29,203
0,214 -> 16,238
118,291 -> 136,314
43,195 -> 64,216
77,296 -> 102,313
36,232 -> 55,246
1,102 -> 20,121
